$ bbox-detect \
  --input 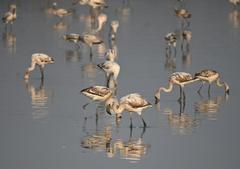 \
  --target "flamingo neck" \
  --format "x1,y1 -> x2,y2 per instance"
155,82 -> 174,101
112,100 -> 125,114
216,78 -> 229,93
